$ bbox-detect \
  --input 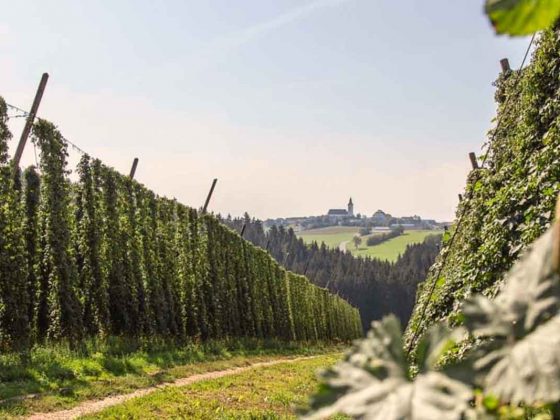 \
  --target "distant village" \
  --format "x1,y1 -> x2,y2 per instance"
264,198 -> 448,231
